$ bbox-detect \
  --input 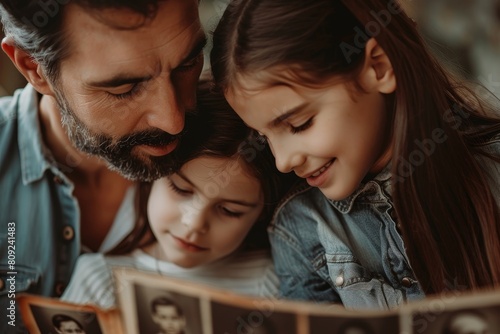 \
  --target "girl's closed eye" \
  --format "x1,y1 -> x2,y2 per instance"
290,117 -> 314,134
168,179 -> 193,196
218,205 -> 244,218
